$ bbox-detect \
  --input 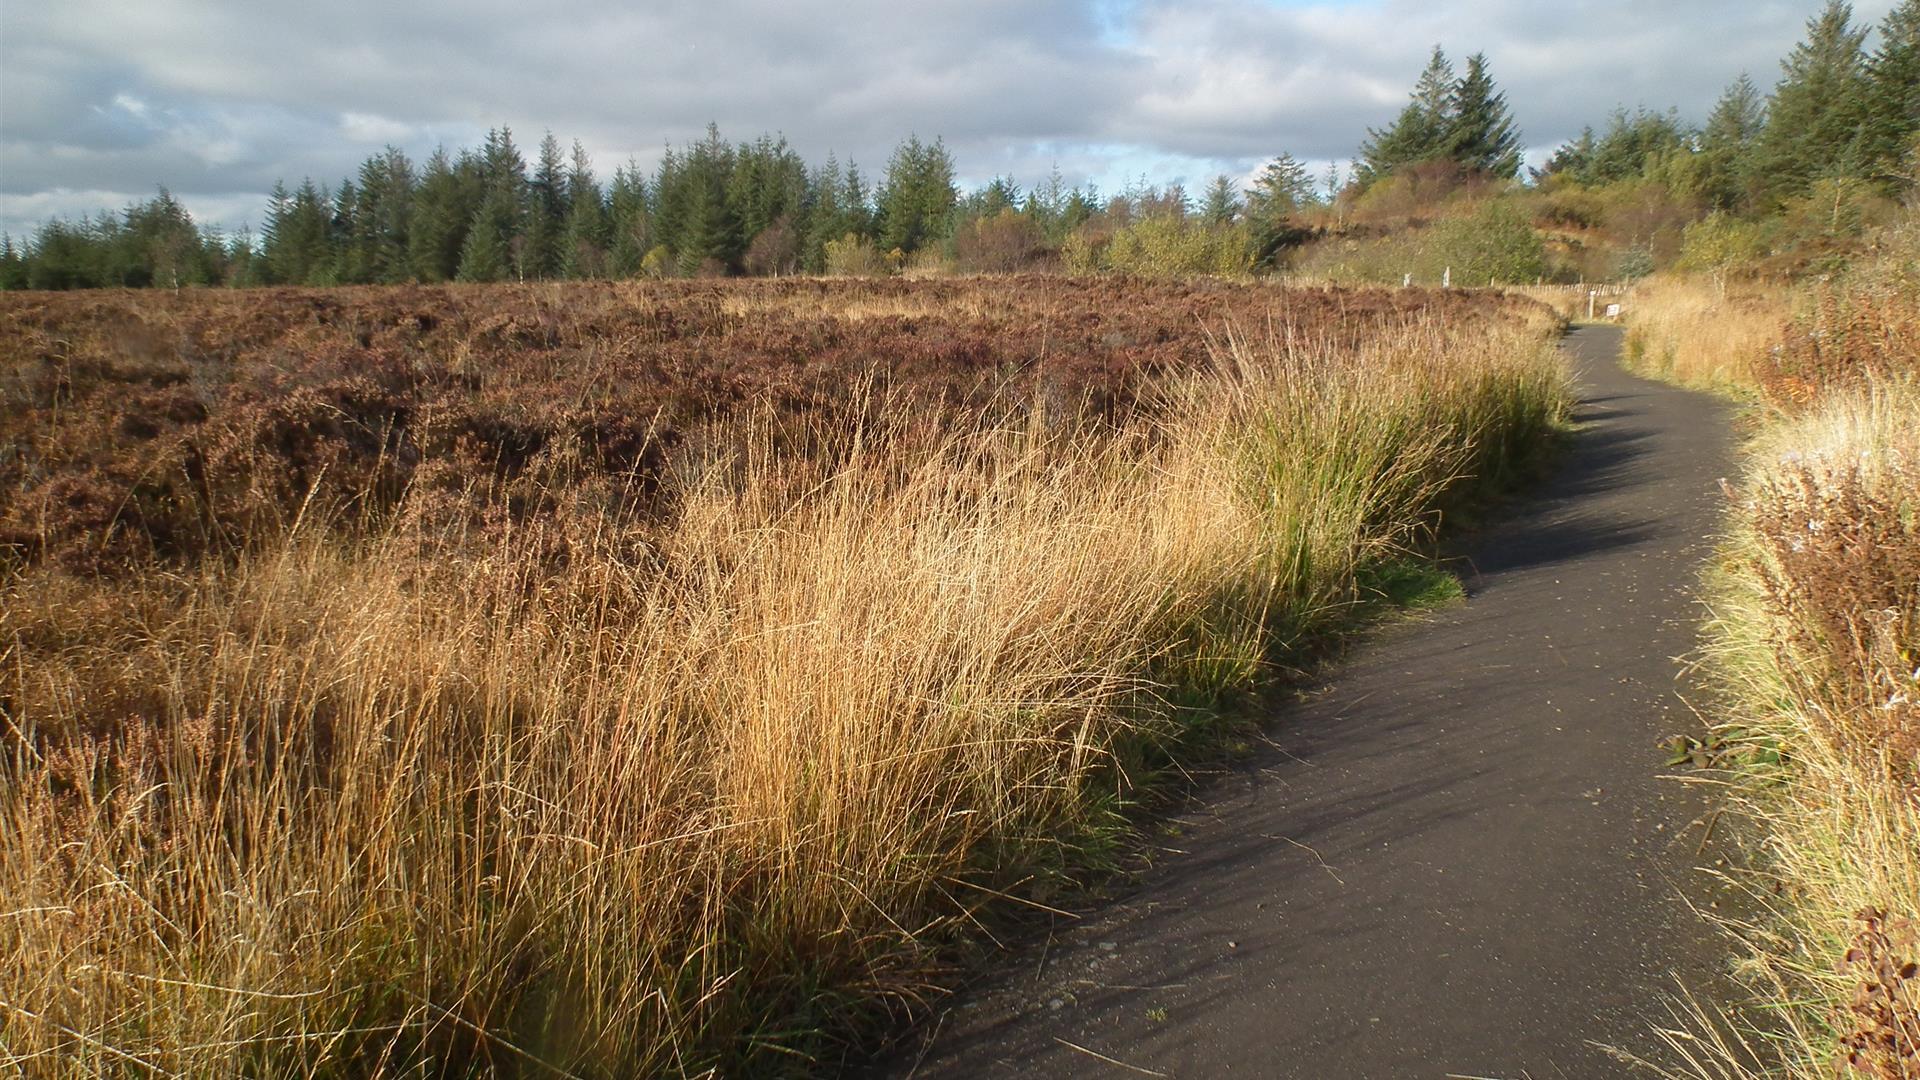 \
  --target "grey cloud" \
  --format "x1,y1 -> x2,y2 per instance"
0,0 -> 1901,237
